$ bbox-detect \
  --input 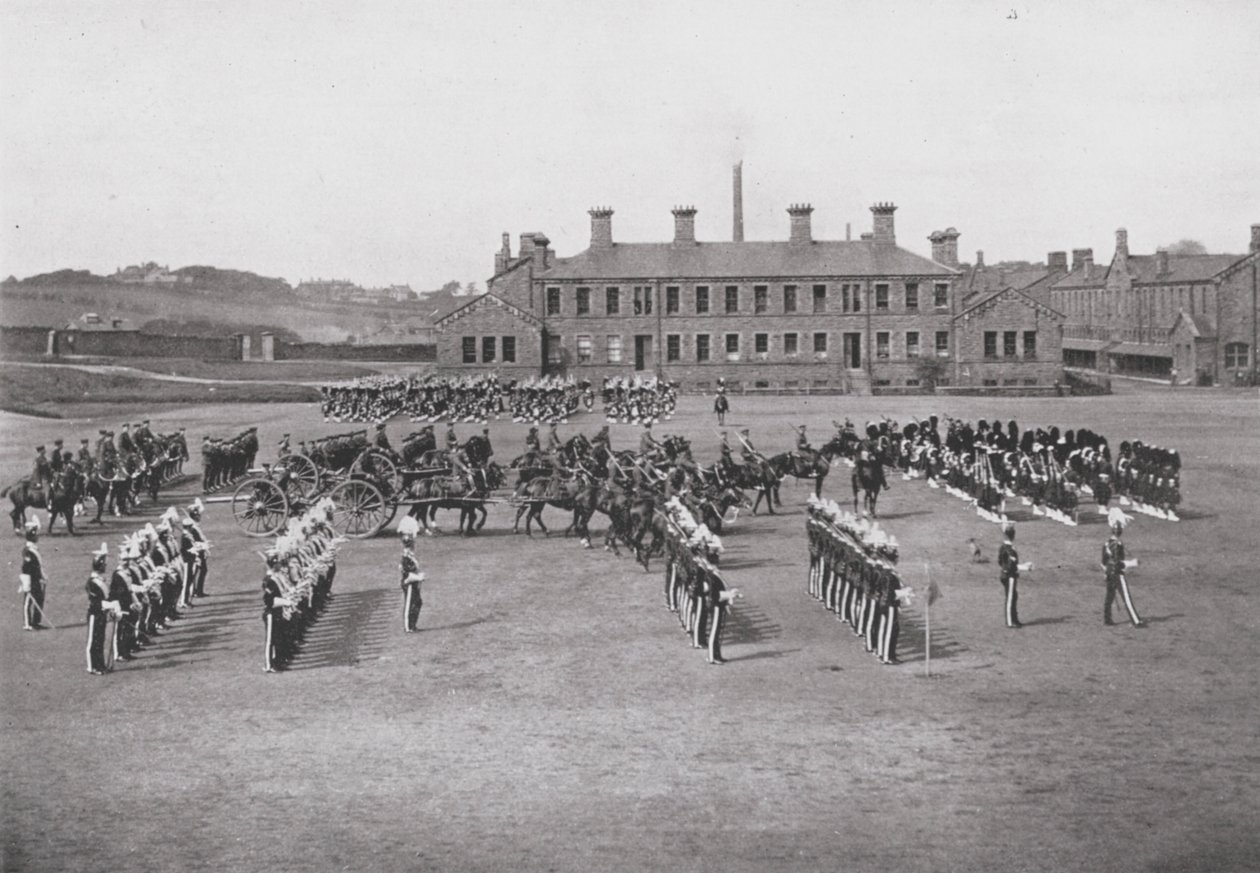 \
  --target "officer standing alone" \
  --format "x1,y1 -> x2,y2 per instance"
1103,509 -> 1144,627
997,523 -> 1031,628
398,516 -> 425,632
